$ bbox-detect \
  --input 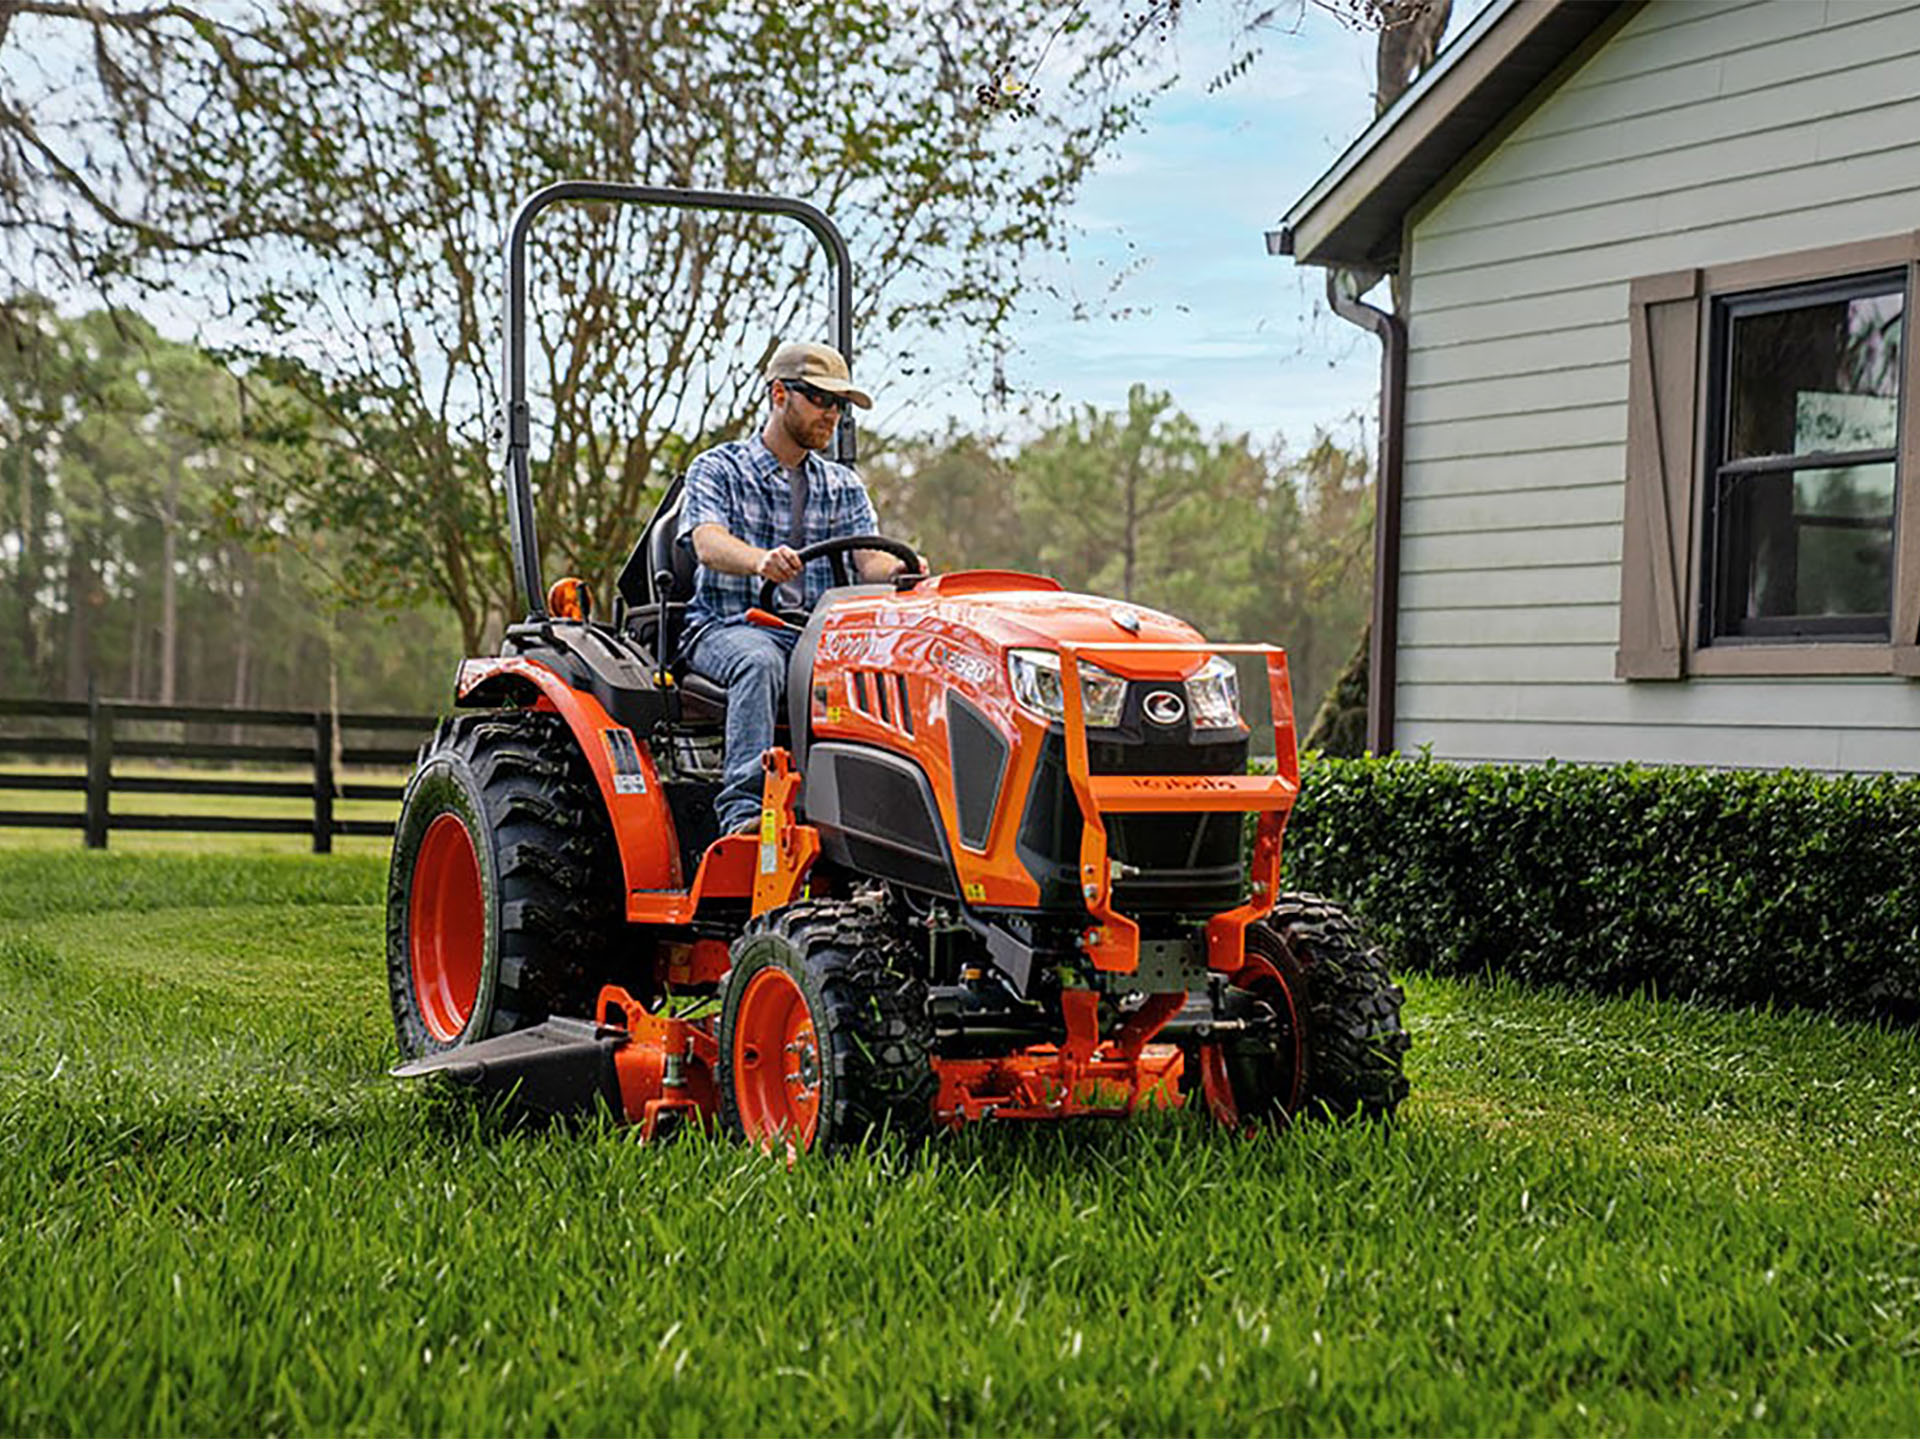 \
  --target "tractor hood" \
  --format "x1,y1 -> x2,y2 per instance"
828,569 -> 1213,680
